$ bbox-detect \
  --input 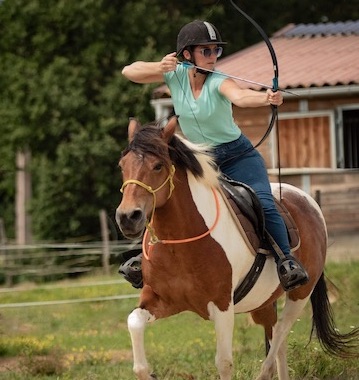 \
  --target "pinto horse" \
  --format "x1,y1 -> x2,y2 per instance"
116,116 -> 358,380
